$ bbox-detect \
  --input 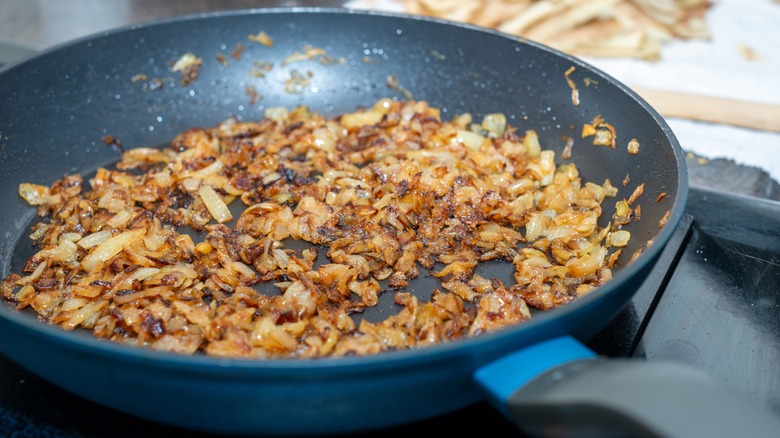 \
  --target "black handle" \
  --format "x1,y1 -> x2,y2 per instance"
506,358 -> 780,438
